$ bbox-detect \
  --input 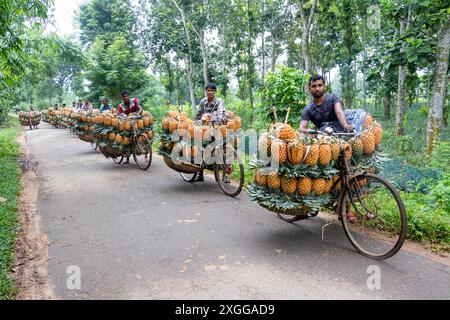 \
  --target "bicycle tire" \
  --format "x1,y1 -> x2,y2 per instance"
132,134 -> 152,171
180,172 -> 198,182
340,173 -> 407,260
214,145 -> 244,197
